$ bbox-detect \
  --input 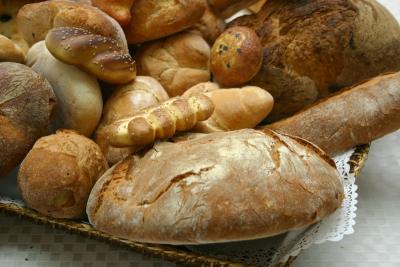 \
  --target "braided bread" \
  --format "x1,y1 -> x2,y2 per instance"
106,95 -> 214,147
45,27 -> 136,84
